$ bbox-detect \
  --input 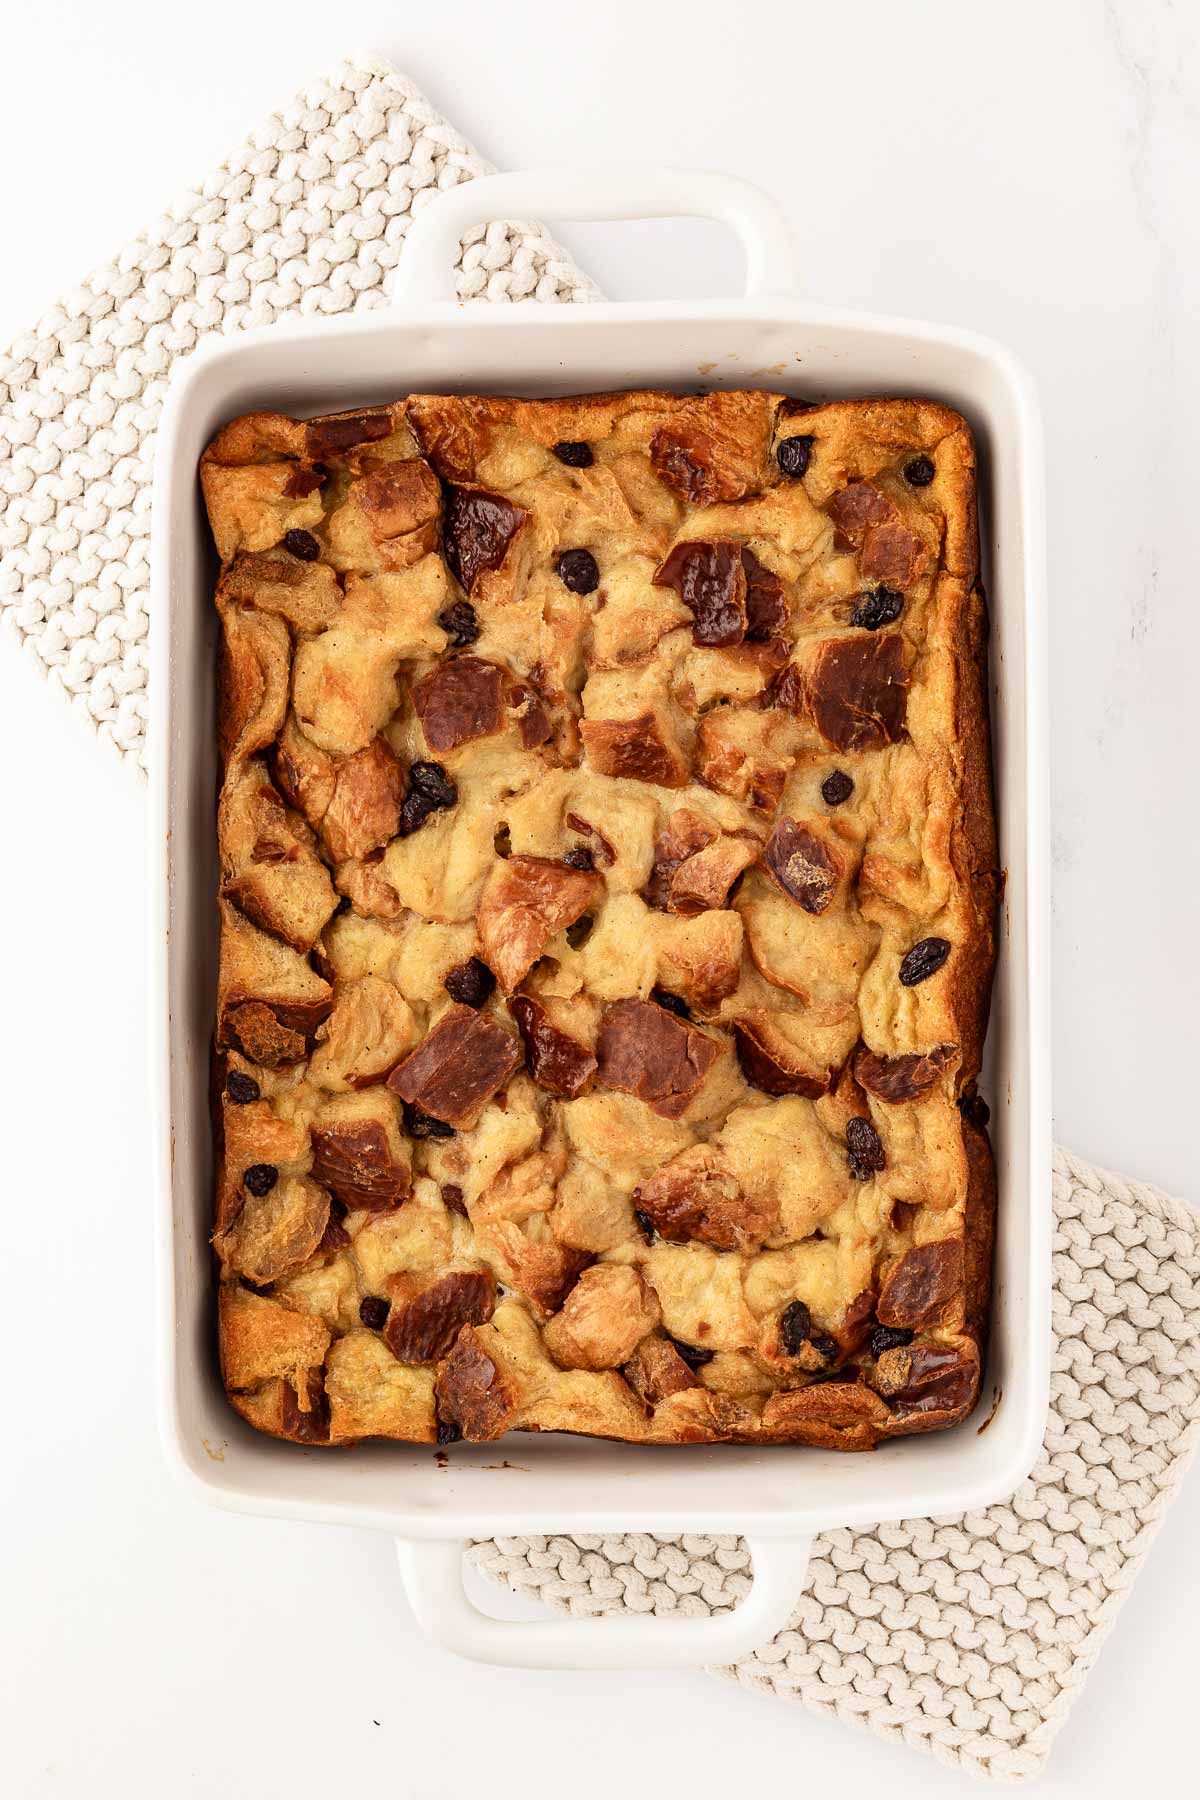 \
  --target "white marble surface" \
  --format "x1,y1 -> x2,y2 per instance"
1,2 -> 1197,1795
